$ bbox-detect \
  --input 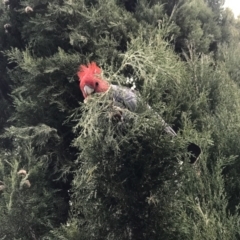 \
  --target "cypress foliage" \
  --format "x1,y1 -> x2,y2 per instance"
0,125 -> 68,239
0,0 -> 240,239
68,32 -> 189,240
